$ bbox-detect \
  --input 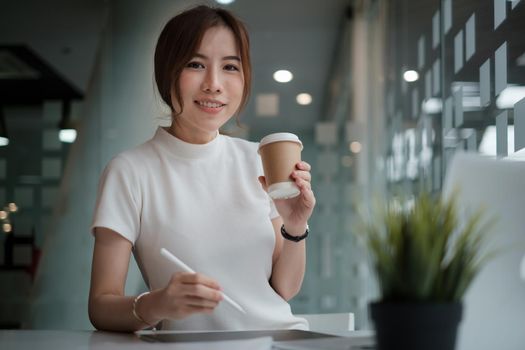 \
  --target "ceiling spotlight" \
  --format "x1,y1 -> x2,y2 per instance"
350,141 -> 362,154
59,100 -> 77,143
215,0 -> 235,4
273,70 -> 293,83
8,203 -> 18,212
296,93 -> 312,105
403,70 -> 419,82
59,129 -> 77,143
